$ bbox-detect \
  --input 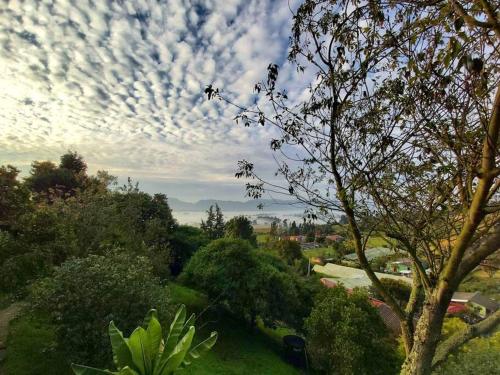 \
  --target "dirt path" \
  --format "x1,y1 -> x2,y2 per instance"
0,303 -> 25,363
